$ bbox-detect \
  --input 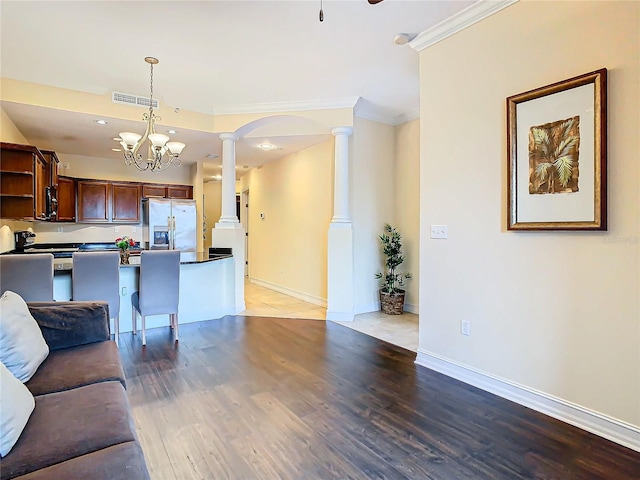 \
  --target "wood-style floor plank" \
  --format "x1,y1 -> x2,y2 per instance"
119,316 -> 640,480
